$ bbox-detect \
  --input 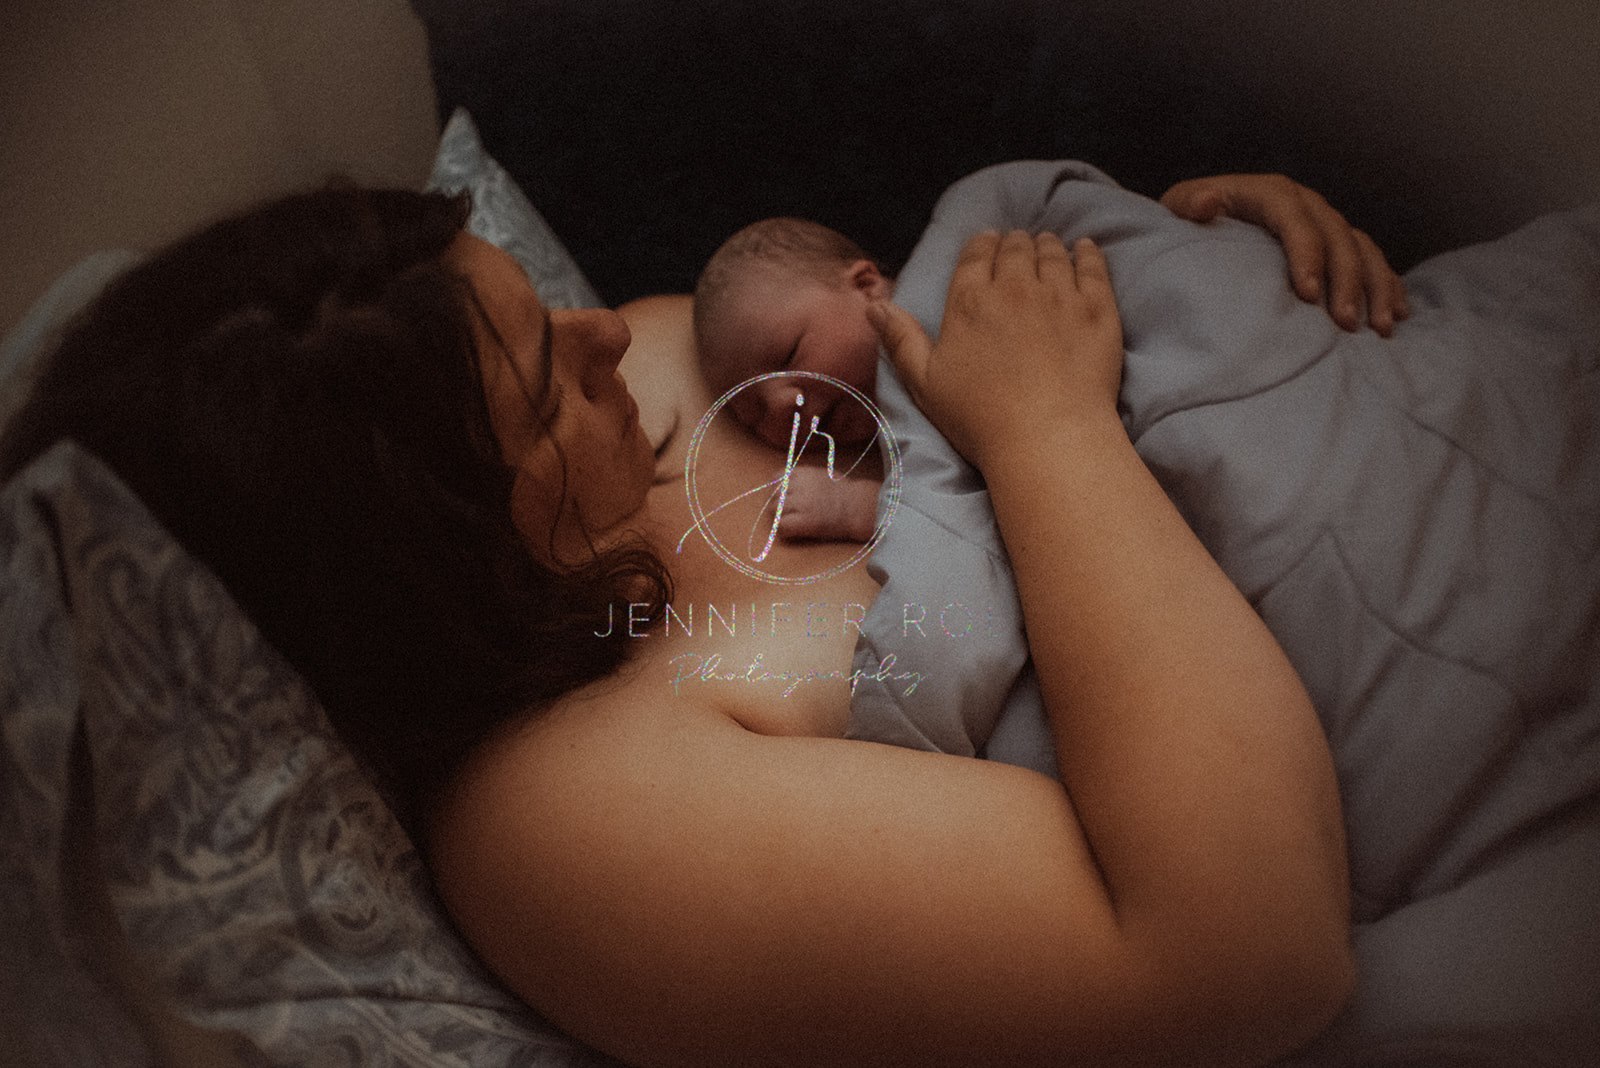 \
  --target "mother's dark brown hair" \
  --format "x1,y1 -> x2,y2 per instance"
0,187 -> 670,838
